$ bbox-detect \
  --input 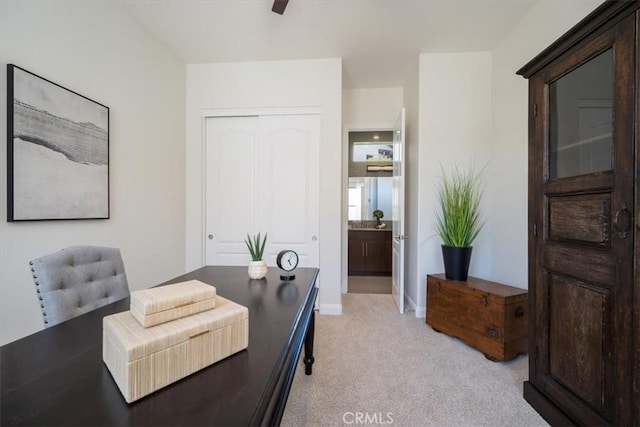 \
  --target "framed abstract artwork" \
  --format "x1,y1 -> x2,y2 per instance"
7,64 -> 109,221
